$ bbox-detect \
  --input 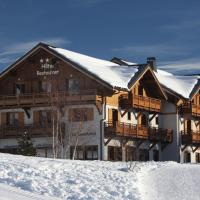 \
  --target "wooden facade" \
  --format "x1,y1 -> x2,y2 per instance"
0,43 -> 183,161
104,122 -> 173,143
